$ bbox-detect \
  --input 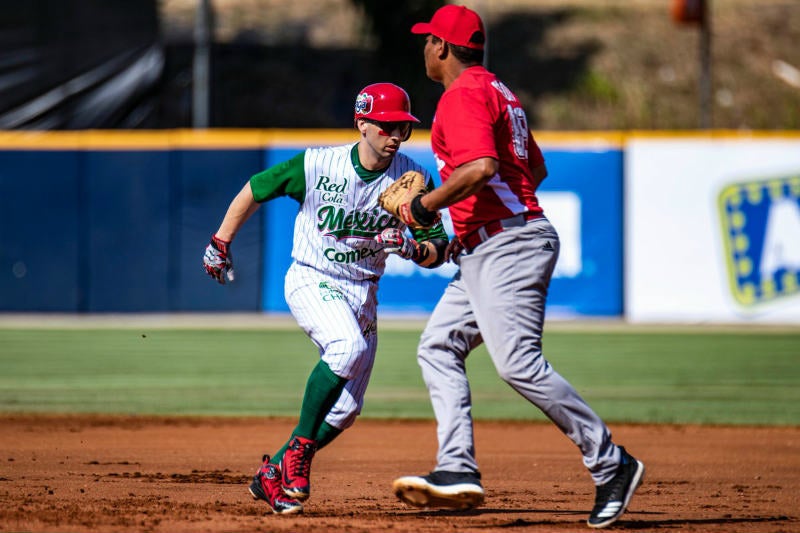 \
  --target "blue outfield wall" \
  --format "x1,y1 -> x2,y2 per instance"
1,144 -> 264,312
541,149 -> 623,317
1,151 -> 82,311
0,132 -> 622,316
